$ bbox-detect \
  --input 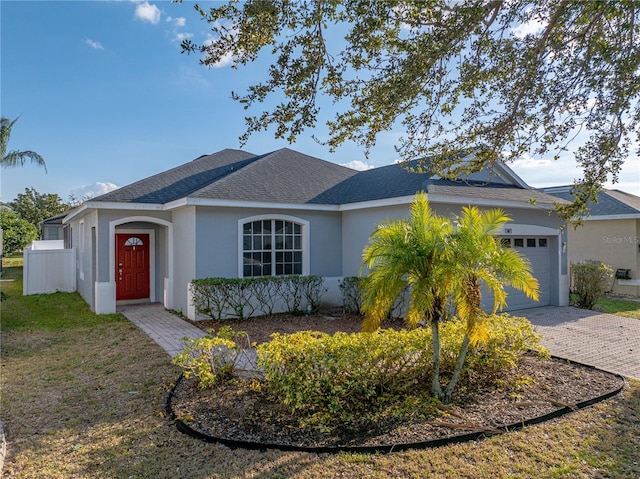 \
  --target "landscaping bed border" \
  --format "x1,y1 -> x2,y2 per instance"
165,357 -> 626,454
